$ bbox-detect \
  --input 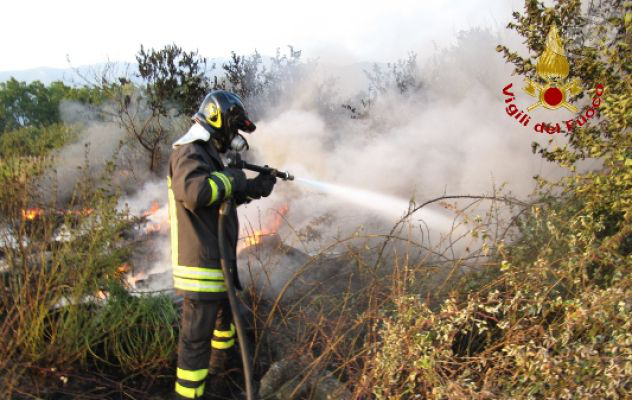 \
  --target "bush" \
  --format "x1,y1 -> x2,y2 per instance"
93,284 -> 177,376
0,123 -> 76,157
364,1 -> 632,398
0,130 -> 178,397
